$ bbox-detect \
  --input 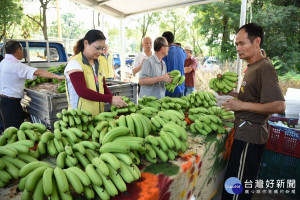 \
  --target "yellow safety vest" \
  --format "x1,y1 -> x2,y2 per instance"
99,53 -> 114,78
66,52 -> 104,116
